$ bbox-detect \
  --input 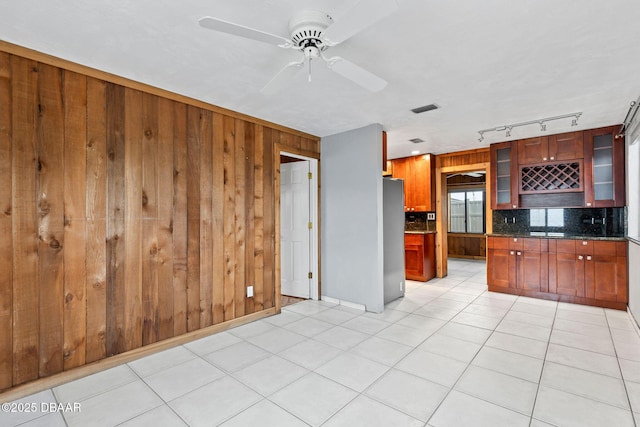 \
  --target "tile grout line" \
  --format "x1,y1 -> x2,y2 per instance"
605,309 -> 638,421
527,297 -> 559,427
